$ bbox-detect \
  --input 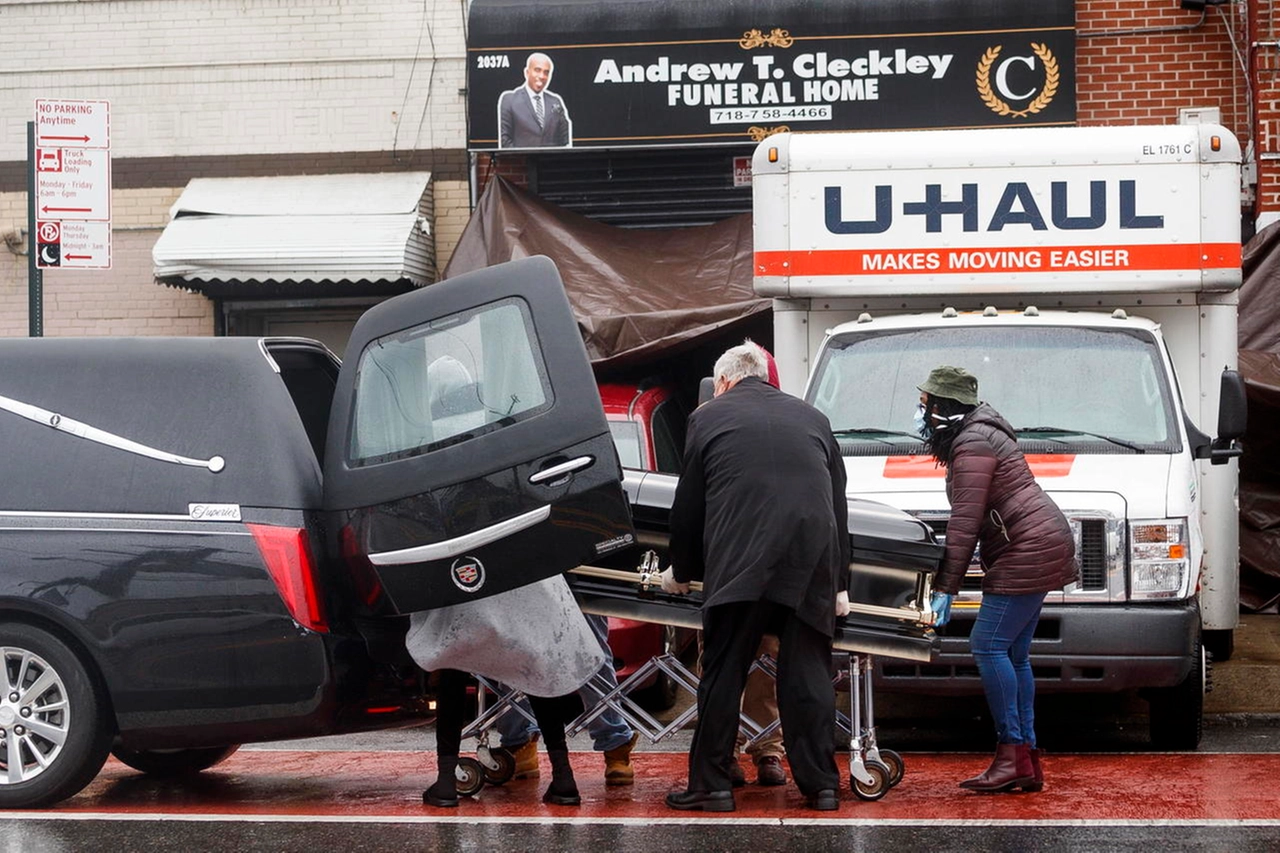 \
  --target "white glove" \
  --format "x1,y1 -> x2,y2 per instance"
659,566 -> 690,595
835,590 -> 851,617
